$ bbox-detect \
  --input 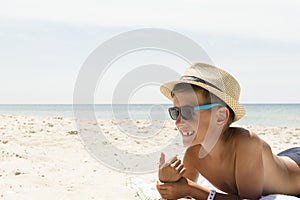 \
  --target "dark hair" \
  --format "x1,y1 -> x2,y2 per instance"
171,83 -> 235,125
